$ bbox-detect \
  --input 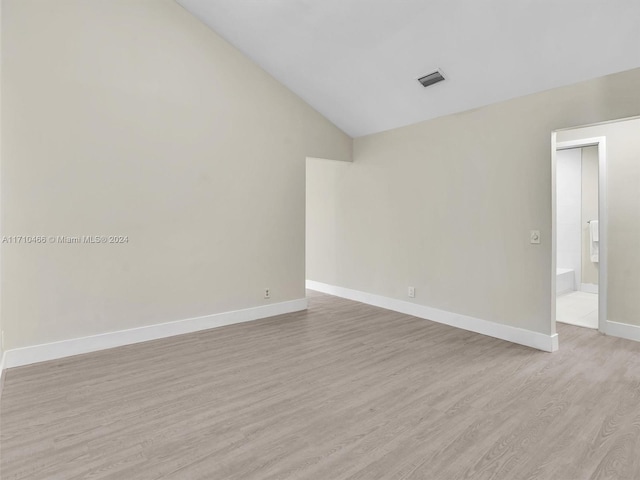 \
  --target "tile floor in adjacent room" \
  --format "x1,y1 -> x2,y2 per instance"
556,290 -> 598,329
